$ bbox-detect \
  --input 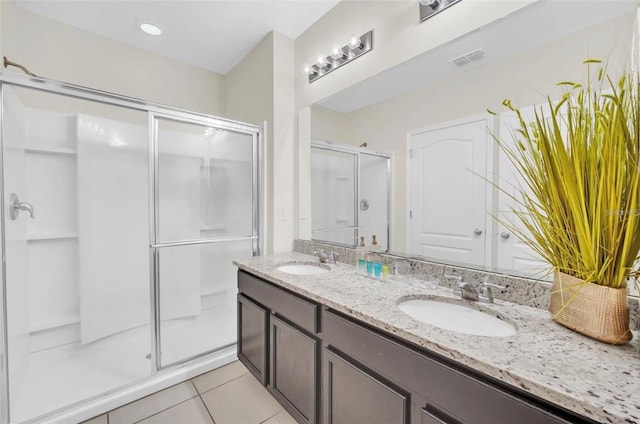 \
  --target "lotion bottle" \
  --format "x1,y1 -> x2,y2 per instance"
356,236 -> 367,274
